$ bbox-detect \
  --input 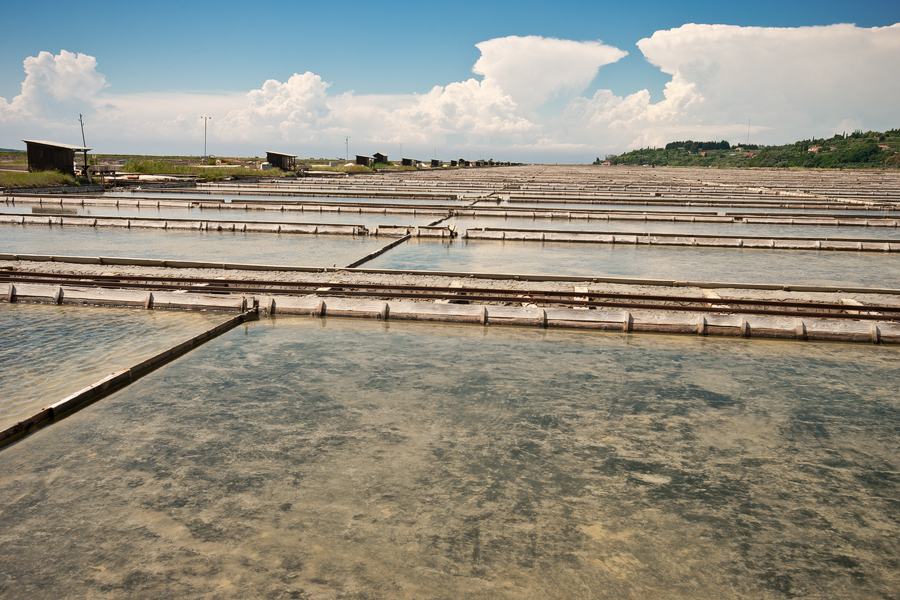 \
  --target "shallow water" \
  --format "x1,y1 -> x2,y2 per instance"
0,317 -> 897,599
0,303 -> 226,430
0,225 -> 385,267
486,201 -> 900,216
0,205 -> 441,228
100,191 -> 469,204
366,237 -> 900,288
449,215 -> 900,240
